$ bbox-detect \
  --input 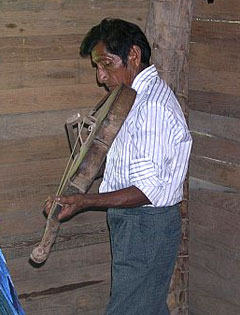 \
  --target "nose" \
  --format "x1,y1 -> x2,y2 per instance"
97,65 -> 108,84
